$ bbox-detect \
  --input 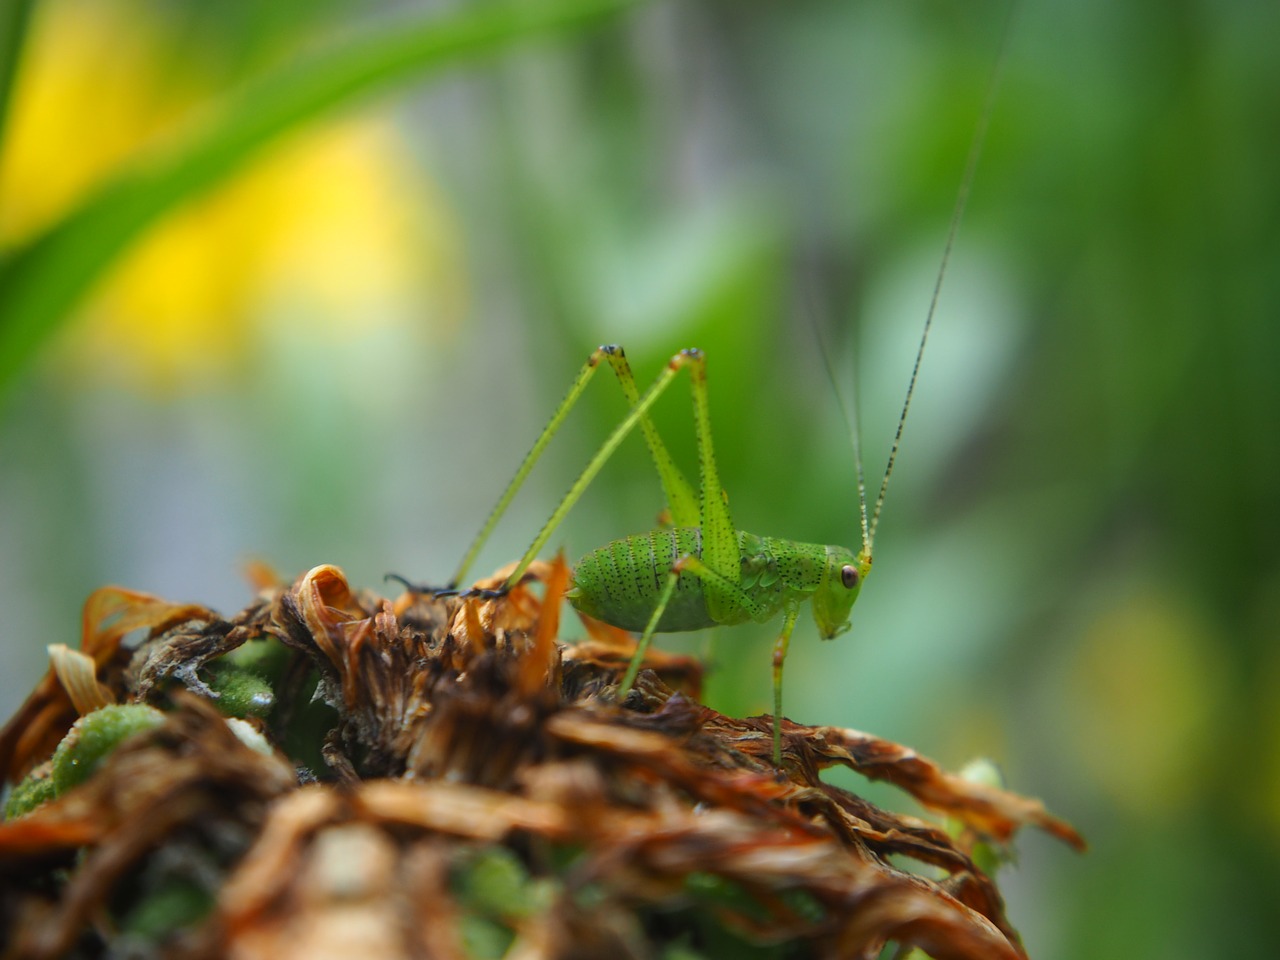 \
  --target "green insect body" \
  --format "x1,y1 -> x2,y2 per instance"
569,529 -> 862,640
